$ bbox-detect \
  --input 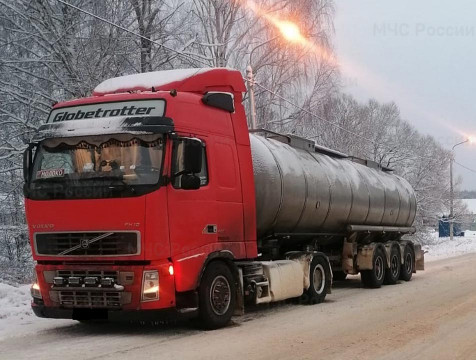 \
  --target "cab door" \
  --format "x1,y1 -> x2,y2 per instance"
167,135 -> 217,264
